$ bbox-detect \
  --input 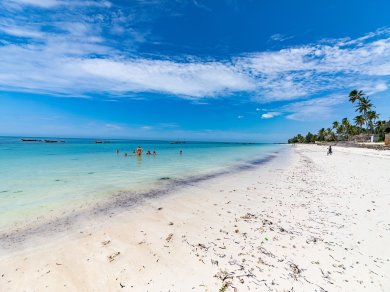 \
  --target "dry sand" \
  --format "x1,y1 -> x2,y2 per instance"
0,144 -> 389,291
